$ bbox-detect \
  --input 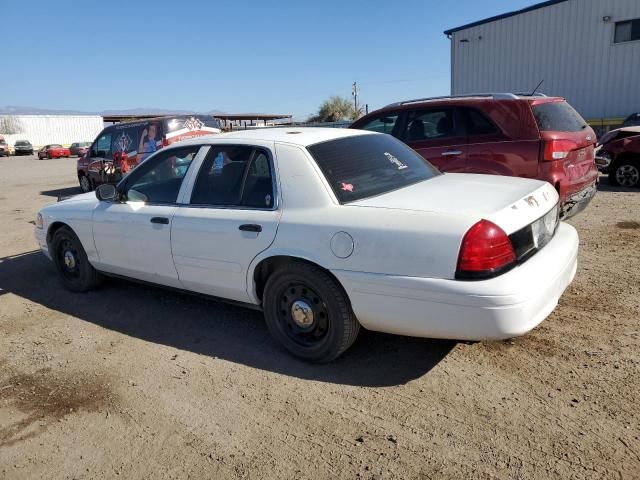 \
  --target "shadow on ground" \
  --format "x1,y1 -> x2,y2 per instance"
0,251 -> 454,387
40,186 -> 82,198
